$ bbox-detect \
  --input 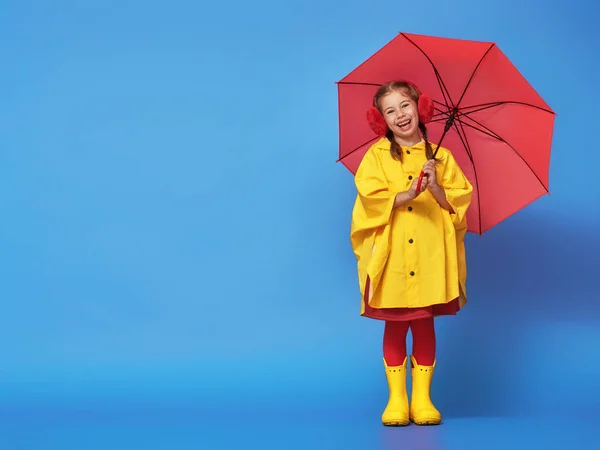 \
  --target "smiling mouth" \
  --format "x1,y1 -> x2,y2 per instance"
397,119 -> 411,128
